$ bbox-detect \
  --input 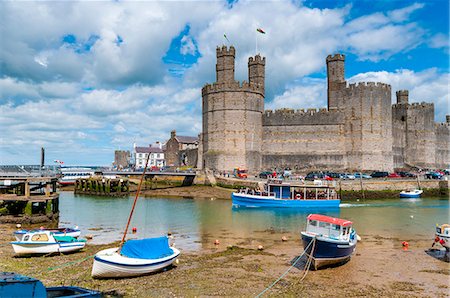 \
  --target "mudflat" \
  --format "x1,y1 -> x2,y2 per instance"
1,222 -> 448,297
